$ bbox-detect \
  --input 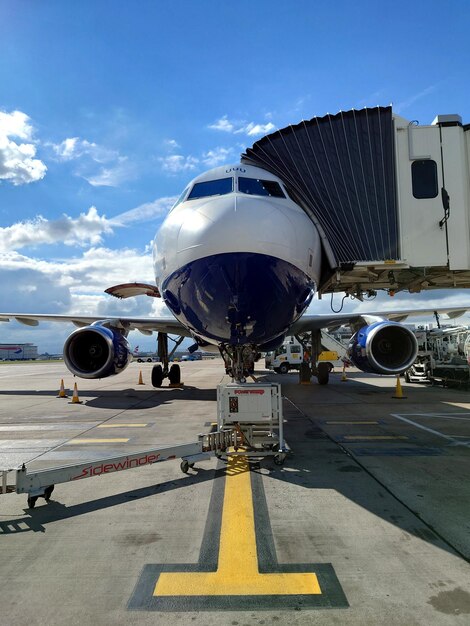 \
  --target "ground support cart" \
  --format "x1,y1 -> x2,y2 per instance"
216,382 -> 287,465
1,382 -> 288,508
